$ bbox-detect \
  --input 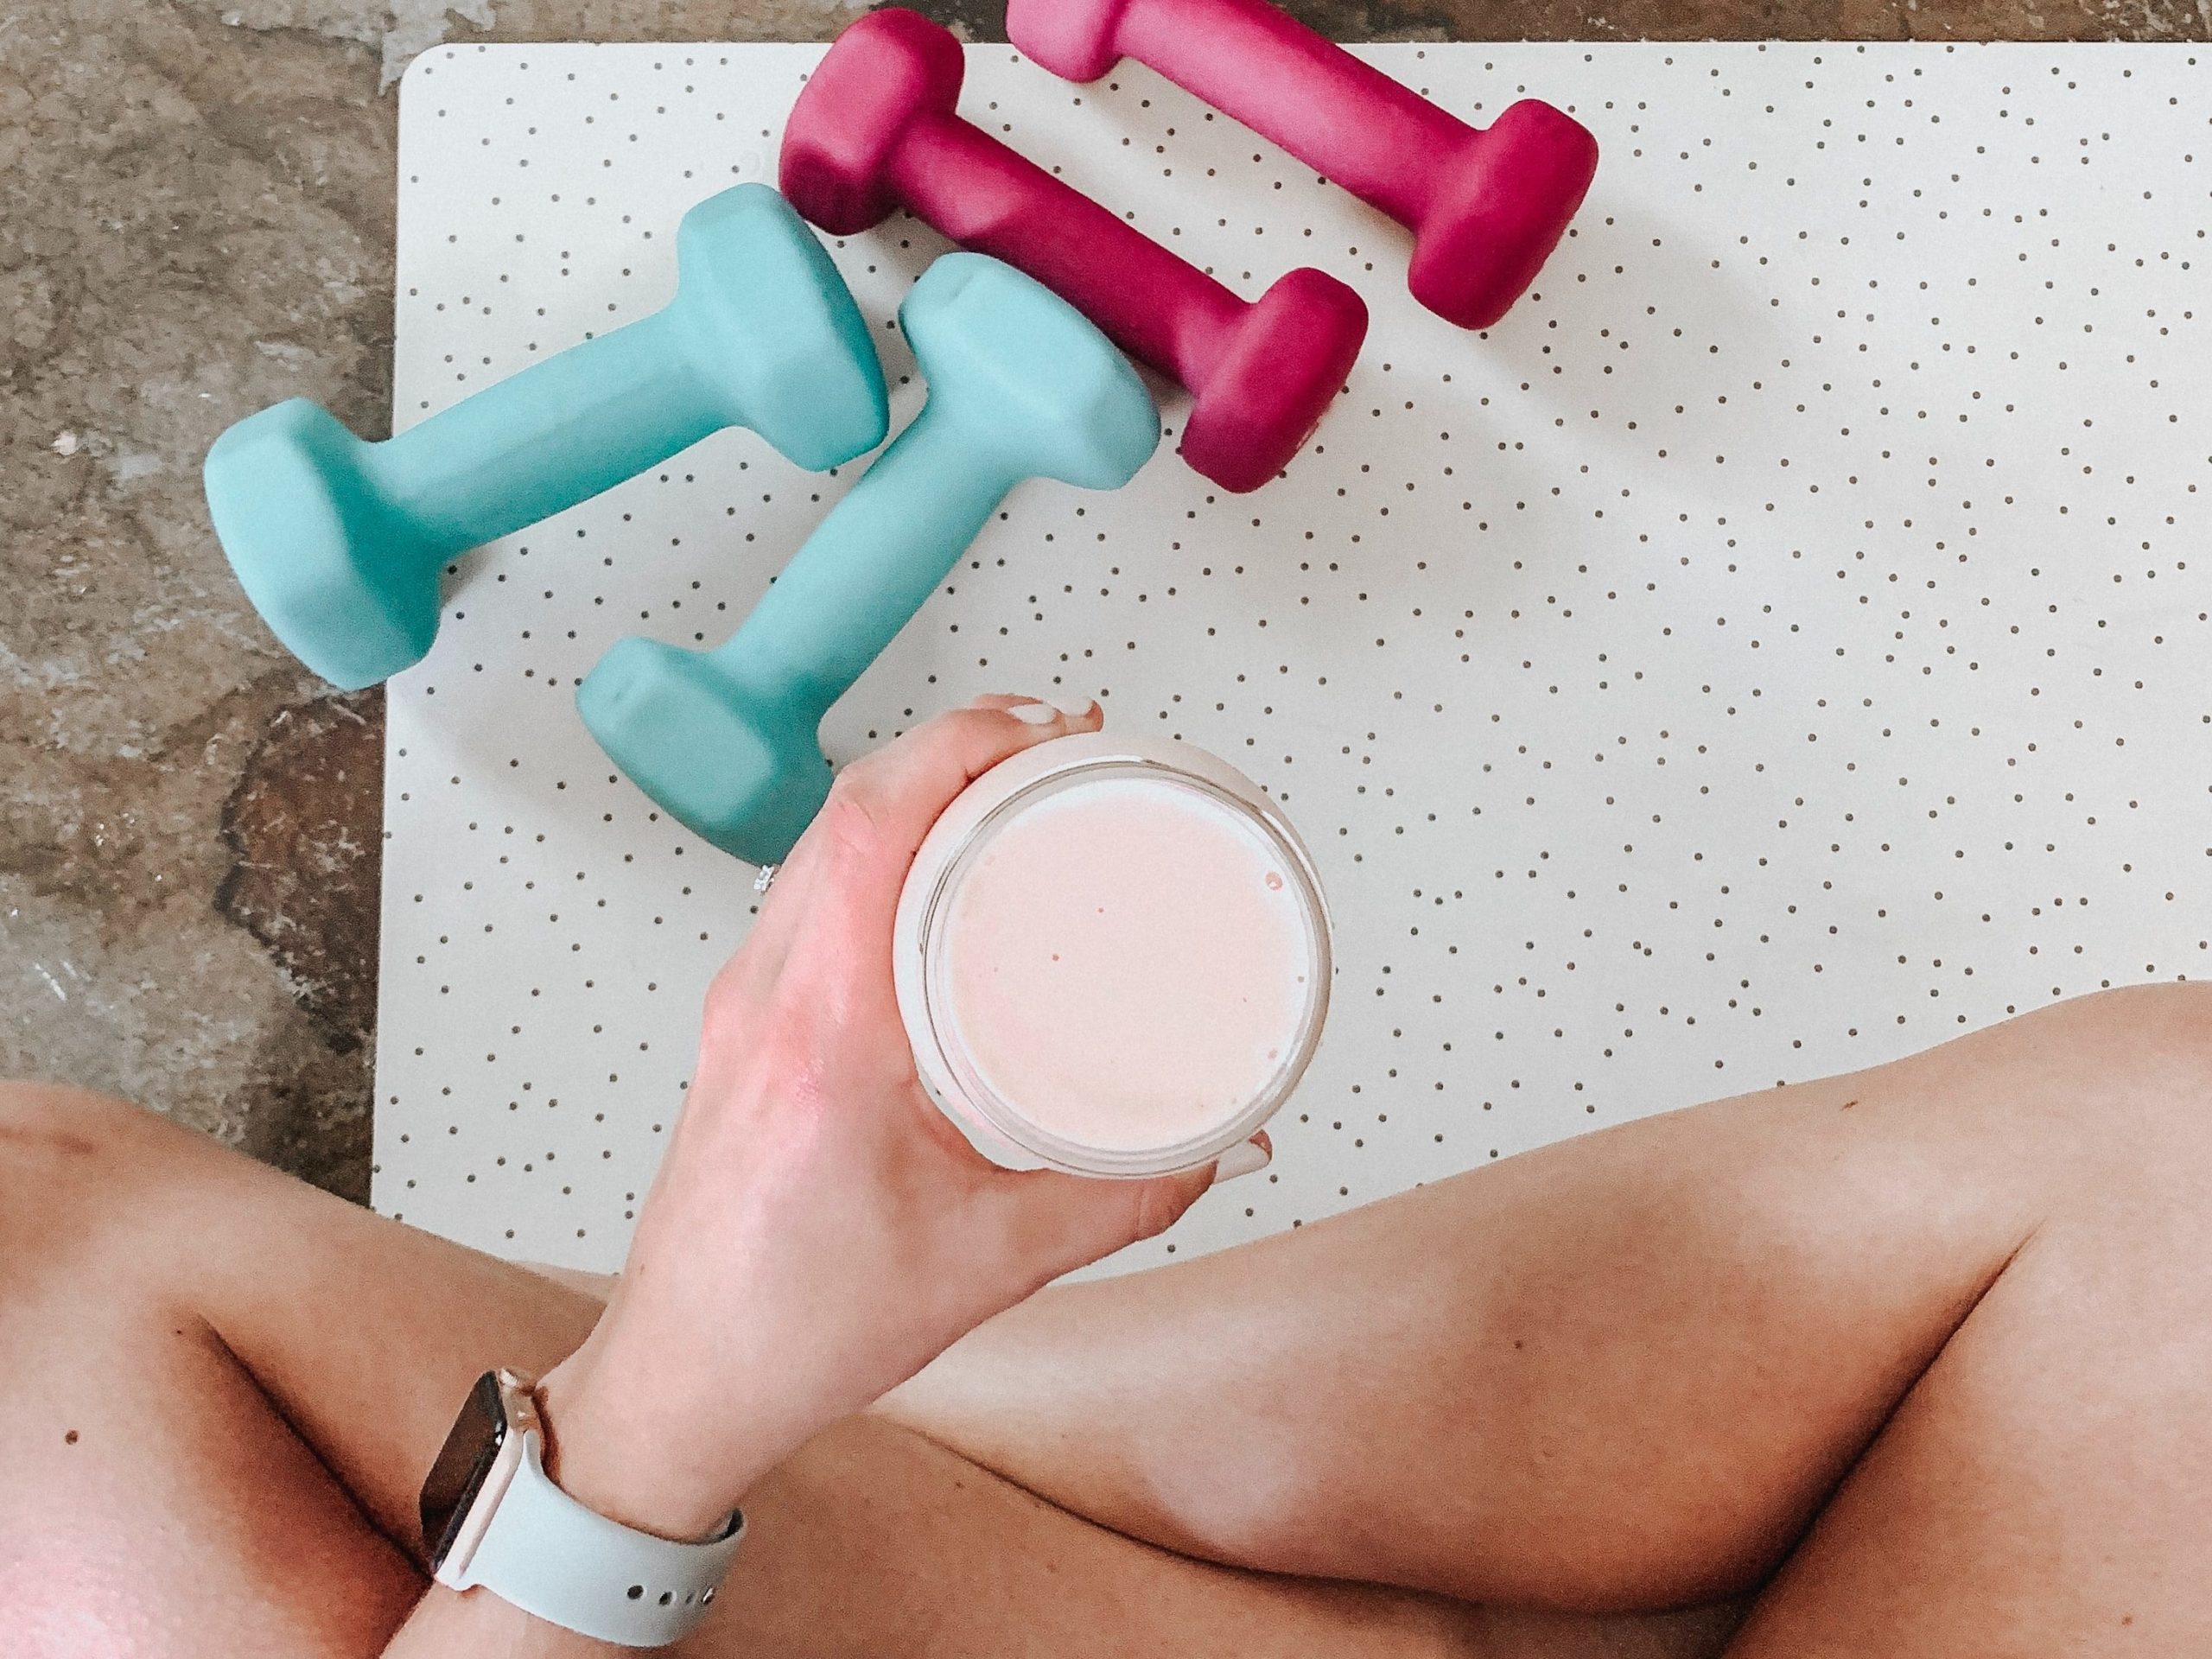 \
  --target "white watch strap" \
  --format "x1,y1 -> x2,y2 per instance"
451,1429 -> 744,1648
